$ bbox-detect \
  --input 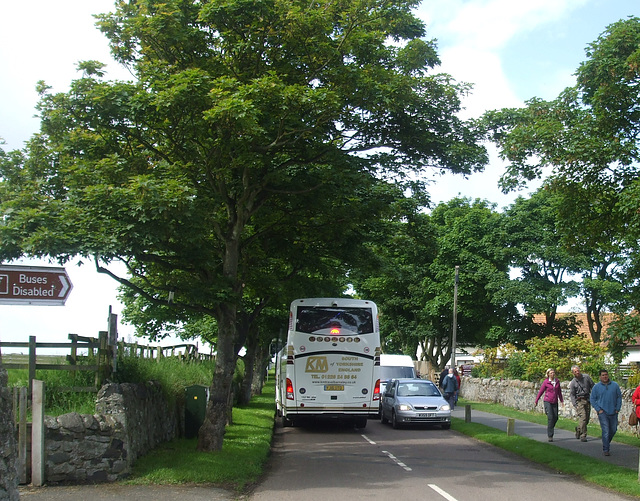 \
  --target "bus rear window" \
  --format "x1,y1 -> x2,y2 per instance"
295,306 -> 374,335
